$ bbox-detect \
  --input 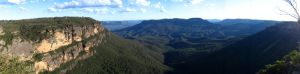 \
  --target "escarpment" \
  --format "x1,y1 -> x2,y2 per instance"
0,17 -> 108,73
0,17 -> 169,74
